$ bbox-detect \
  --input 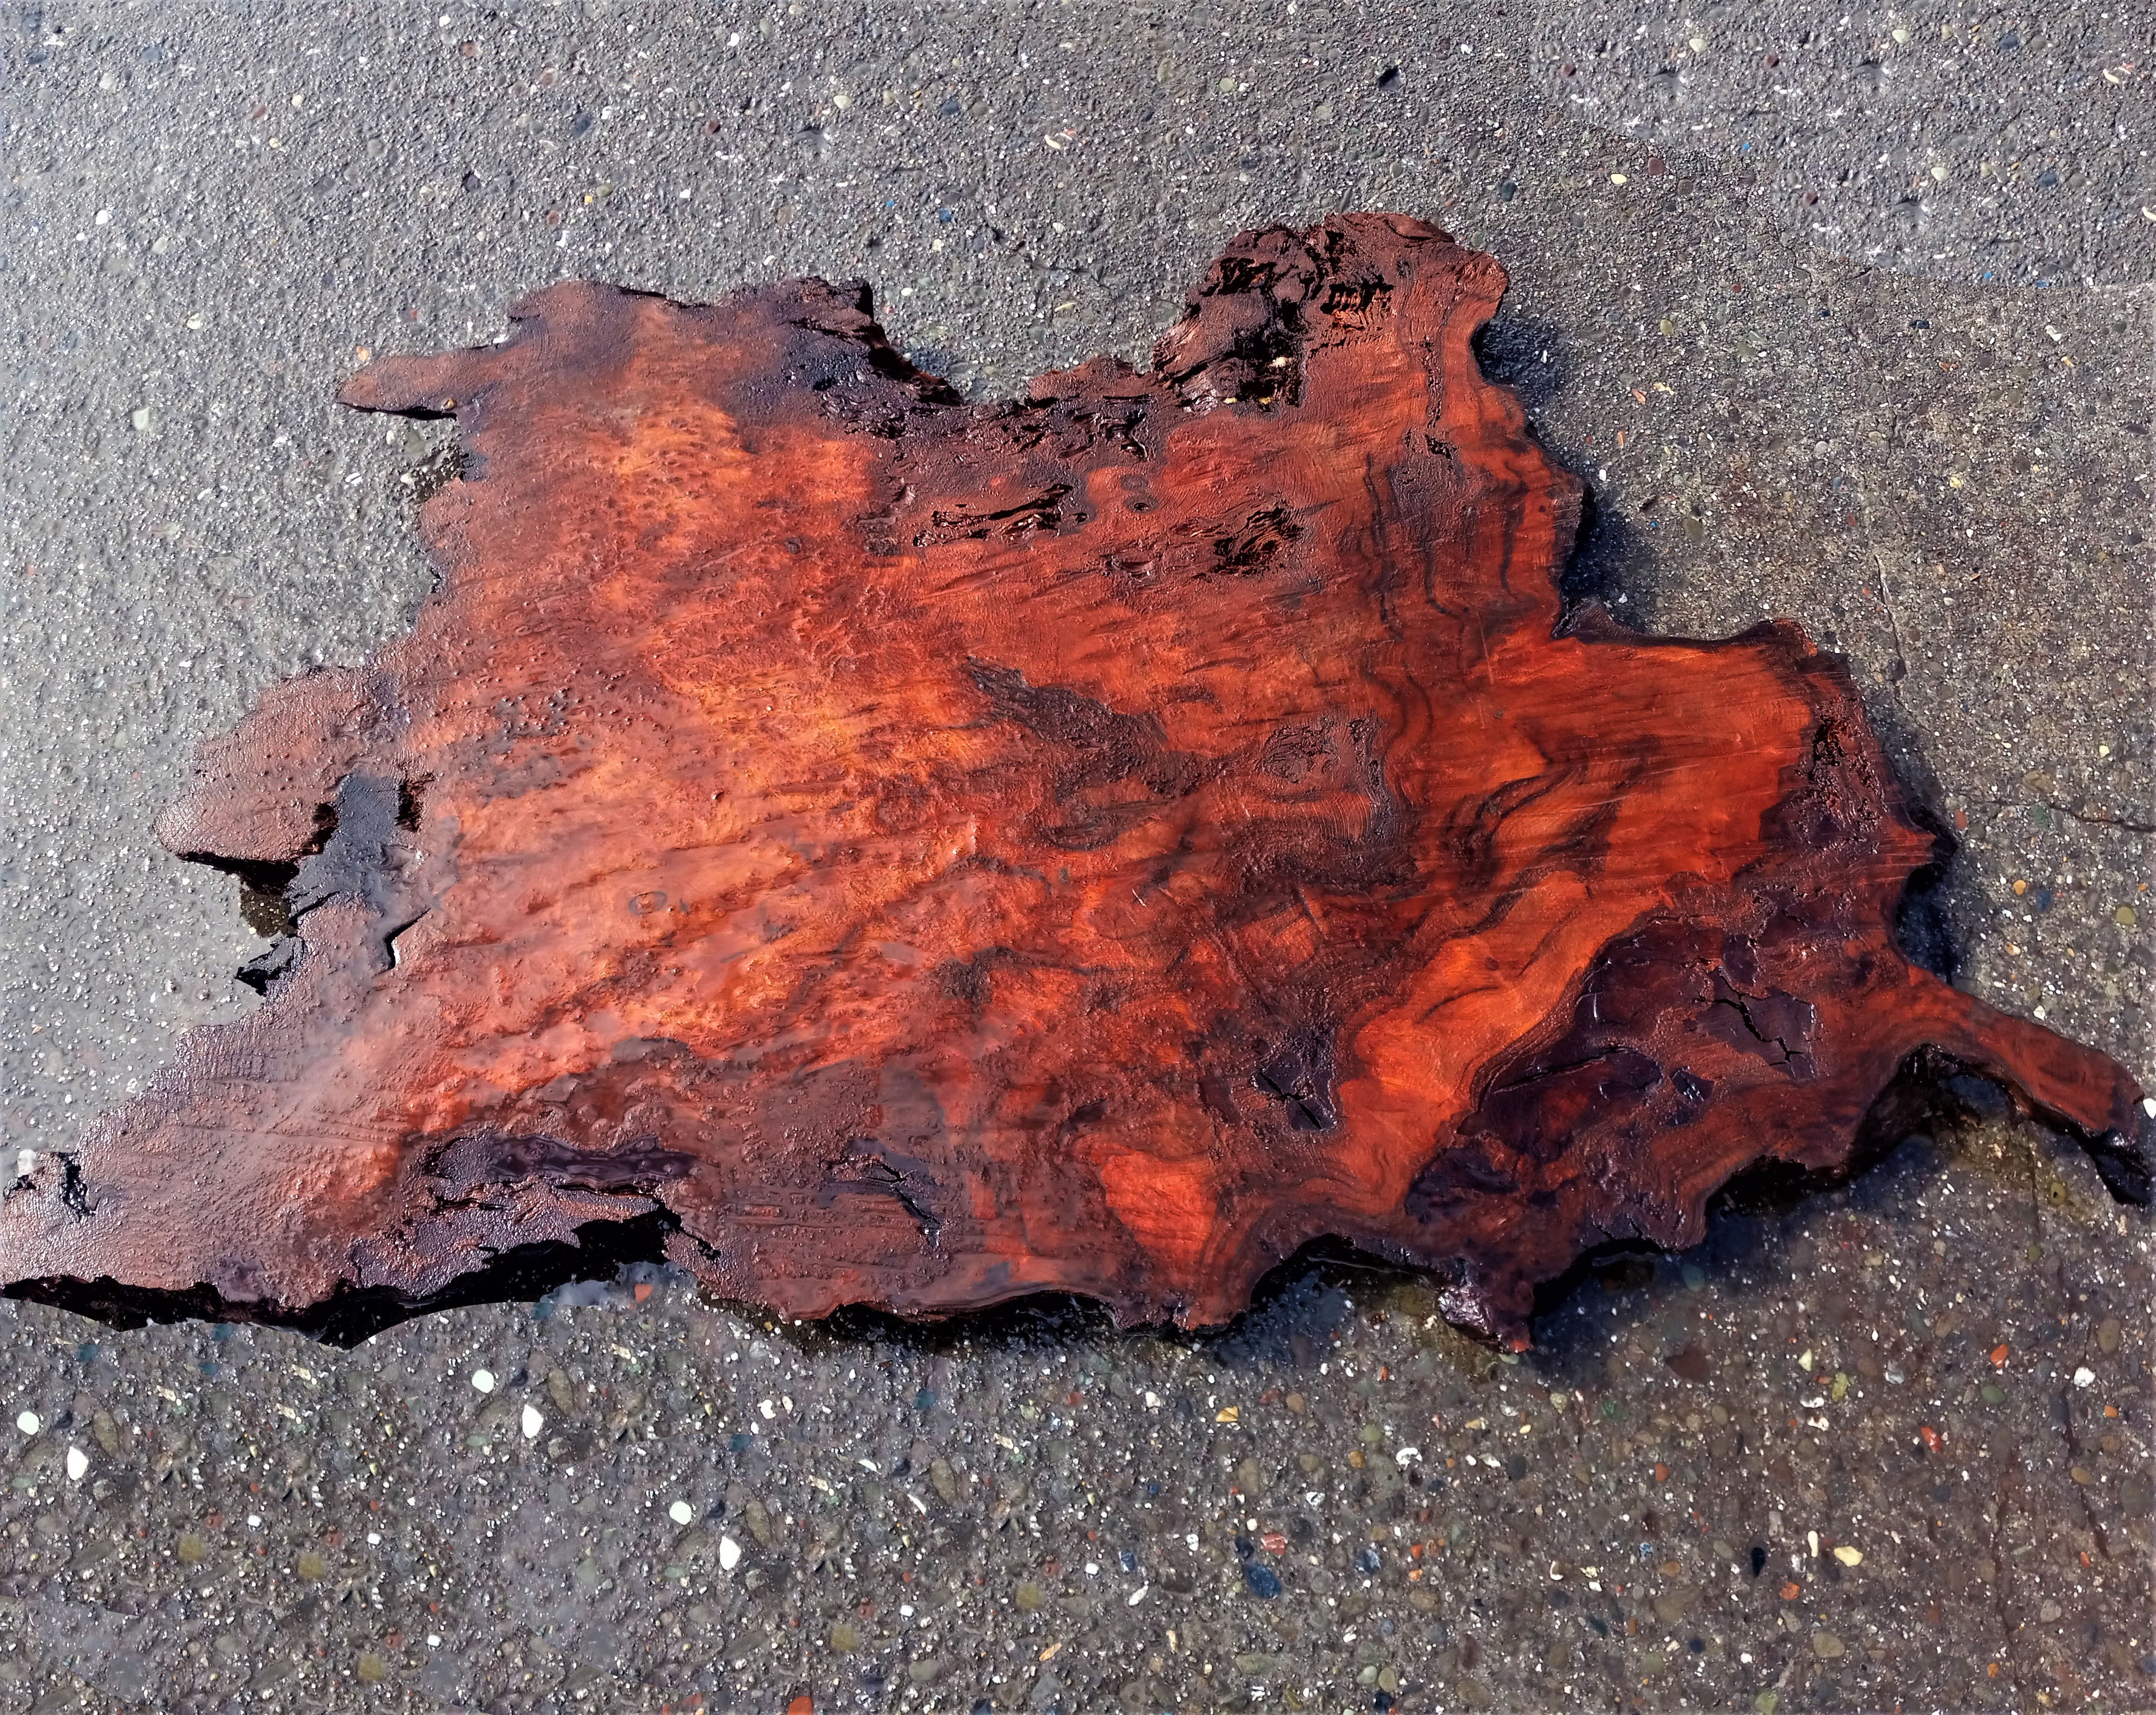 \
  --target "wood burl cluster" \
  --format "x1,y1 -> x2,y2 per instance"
7,214 -> 2148,1344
